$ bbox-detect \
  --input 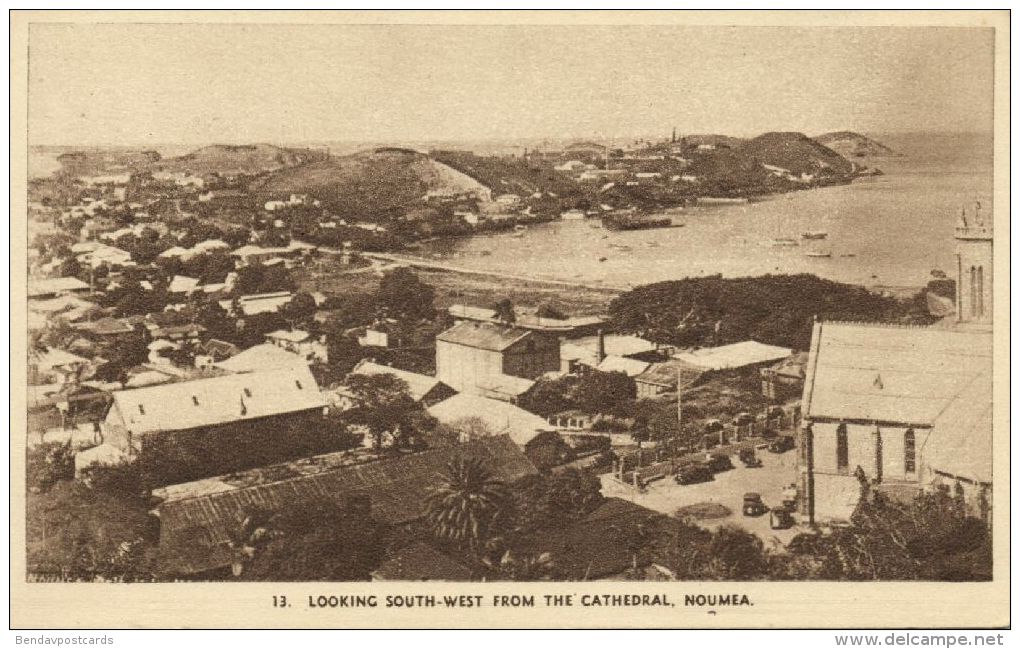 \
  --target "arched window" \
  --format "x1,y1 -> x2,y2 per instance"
904,429 -> 916,475
836,423 -> 849,474
976,266 -> 984,317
